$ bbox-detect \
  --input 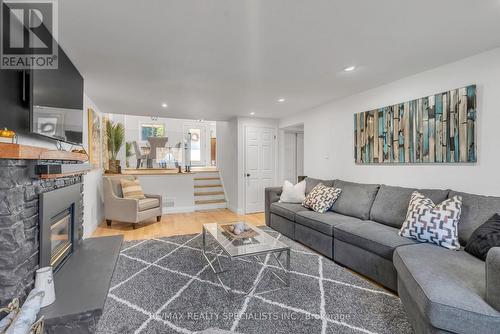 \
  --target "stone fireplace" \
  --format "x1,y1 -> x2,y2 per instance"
0,143 -> 122,333
0,159 -> 84,308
